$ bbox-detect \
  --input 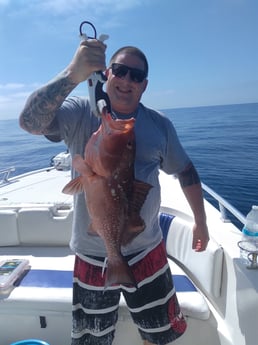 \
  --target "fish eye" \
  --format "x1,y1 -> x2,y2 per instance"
127,141 -> 133,149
